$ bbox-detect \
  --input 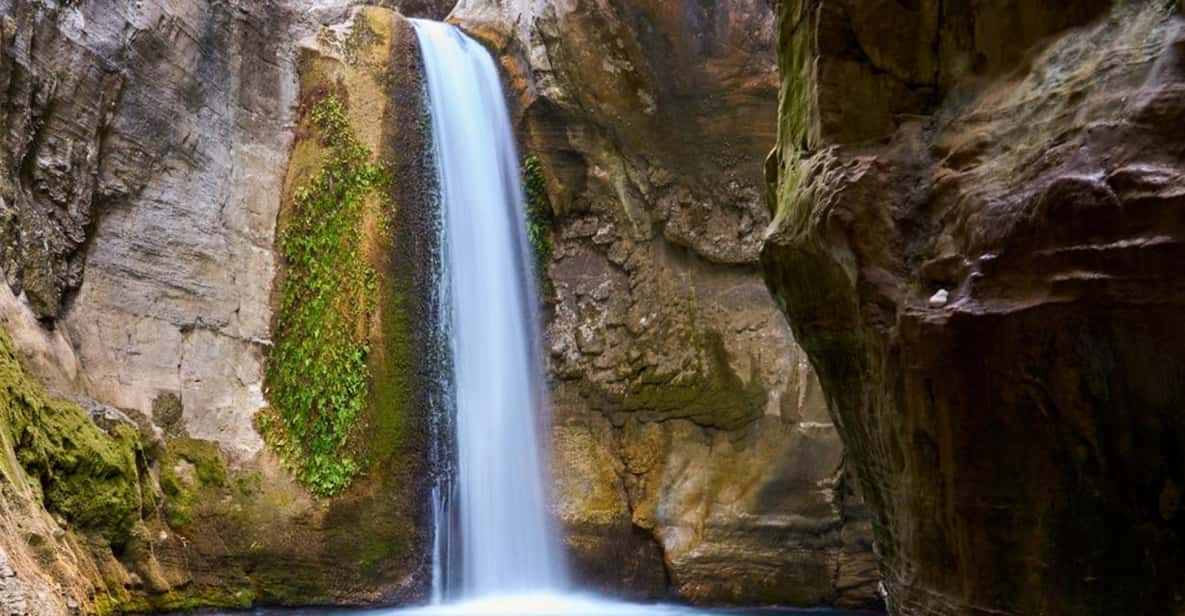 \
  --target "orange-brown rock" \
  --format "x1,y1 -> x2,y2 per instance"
454,0 -> 880,607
